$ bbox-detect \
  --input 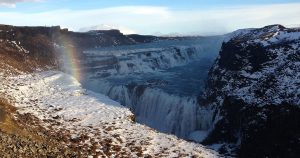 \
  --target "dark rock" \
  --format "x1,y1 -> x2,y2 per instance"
202,25 -> 300,157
